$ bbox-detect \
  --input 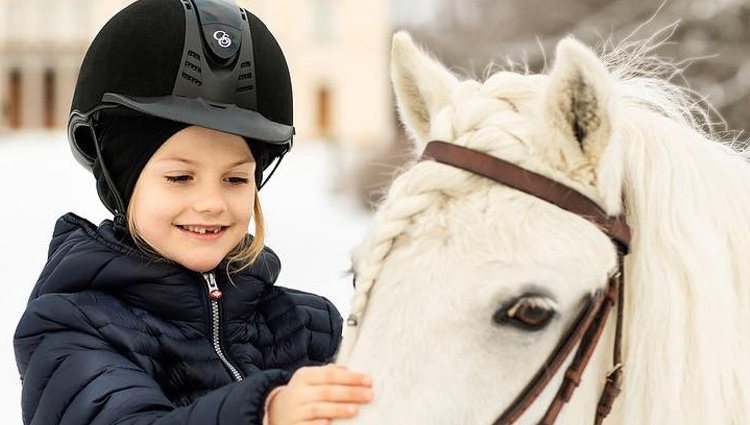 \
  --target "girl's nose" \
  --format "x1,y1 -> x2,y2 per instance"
191,185 -> 227,214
